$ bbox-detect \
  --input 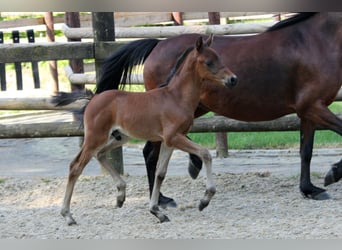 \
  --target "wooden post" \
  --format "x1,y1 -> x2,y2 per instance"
26,29 -> 40,89
208,12 -> 228,158
44,12 -> 59,92
12,30 -> 23,90
172,12 -> 183,25
0,31 -> 6,91
208,12 -> 221,25
65,12 -> 84,92
92,12 -> 123,175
